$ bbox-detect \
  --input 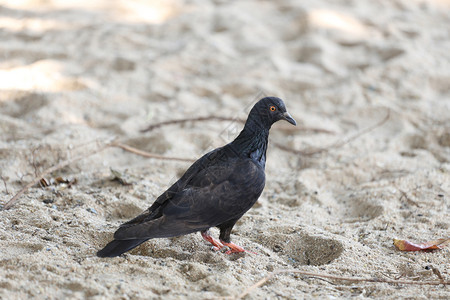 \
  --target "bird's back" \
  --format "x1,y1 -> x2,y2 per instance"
113,147 -> 265,240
